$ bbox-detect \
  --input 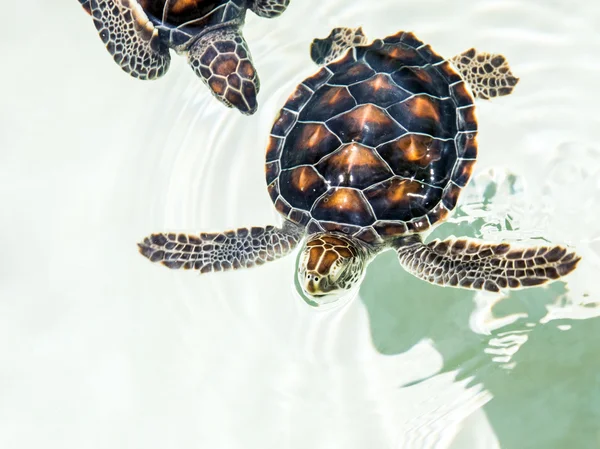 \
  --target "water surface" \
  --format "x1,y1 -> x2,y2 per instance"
2,0 -> 600,448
